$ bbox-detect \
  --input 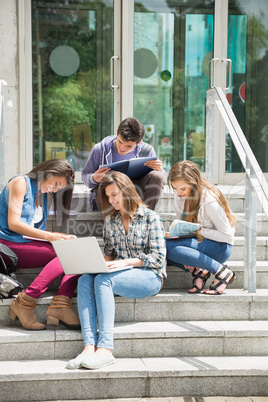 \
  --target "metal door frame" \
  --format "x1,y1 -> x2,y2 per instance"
21,0 -> 124,180
20,0 -> 248,183
213,0 -> 245,184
